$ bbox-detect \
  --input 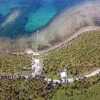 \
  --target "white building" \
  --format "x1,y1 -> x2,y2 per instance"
32,58 -> 39,66
60,72 -> 67,78
60,69 -> 68,78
